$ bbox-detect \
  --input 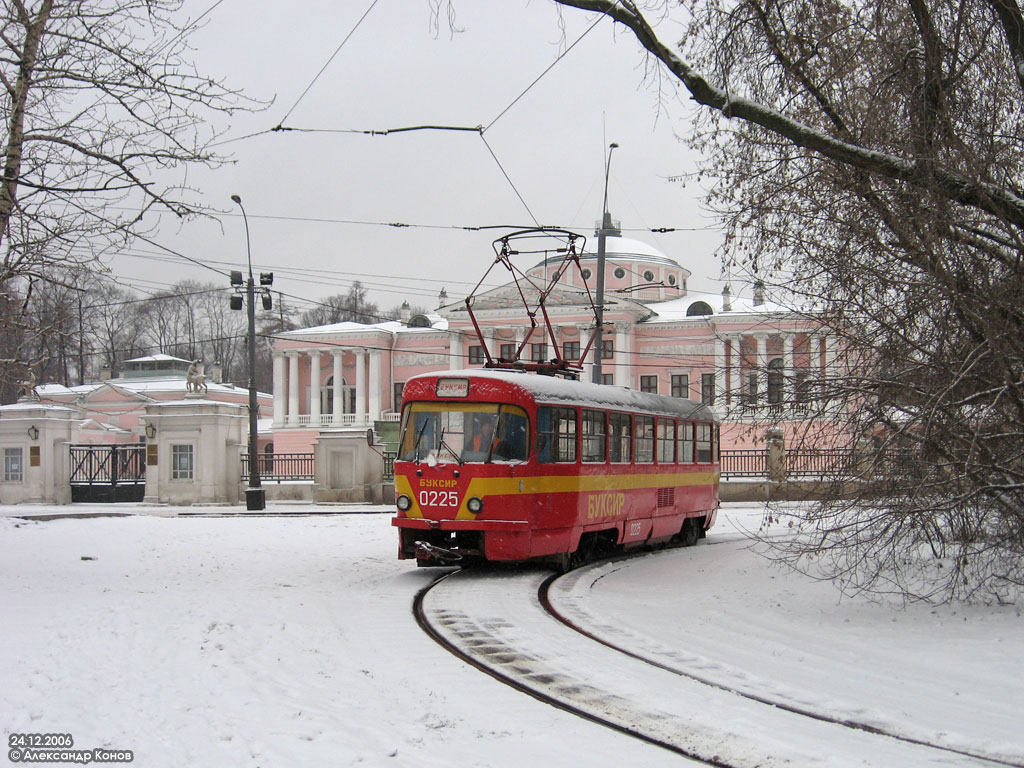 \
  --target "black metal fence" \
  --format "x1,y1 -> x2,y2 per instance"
720,448 -> 856,479
241,453 -> 314,482
69,443 -> 146,503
